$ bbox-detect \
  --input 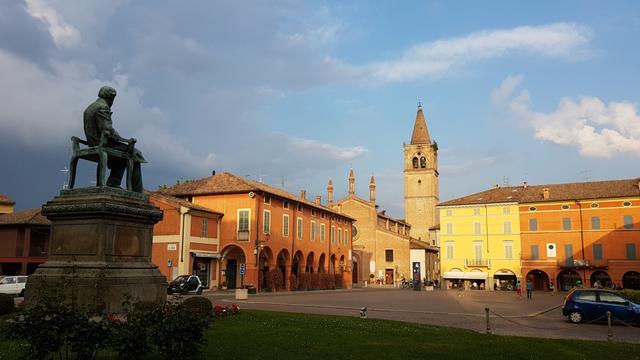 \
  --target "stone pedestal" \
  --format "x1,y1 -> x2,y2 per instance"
25,187 -> 166,313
